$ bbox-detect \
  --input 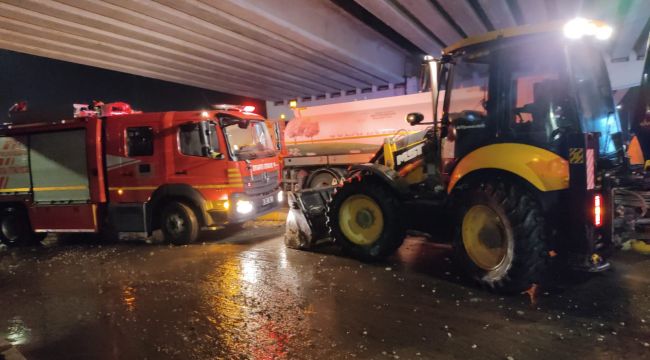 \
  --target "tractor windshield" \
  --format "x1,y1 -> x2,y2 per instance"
223,120 -> 276,160
567,43 -> 621,157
